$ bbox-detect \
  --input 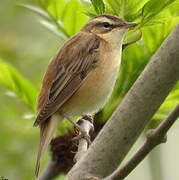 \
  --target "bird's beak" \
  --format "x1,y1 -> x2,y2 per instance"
124,22 -> 138,28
